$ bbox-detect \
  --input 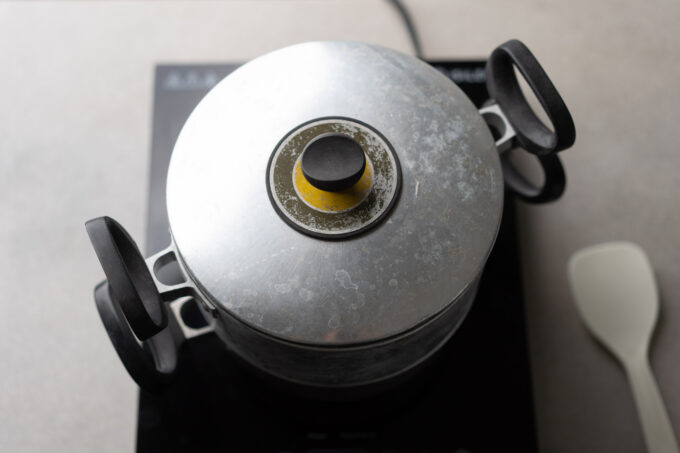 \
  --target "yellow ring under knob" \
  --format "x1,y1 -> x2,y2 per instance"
293,157 -> 373,213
